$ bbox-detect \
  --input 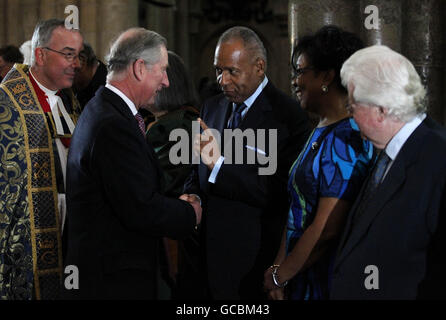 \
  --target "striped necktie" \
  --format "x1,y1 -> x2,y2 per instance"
228,103 -> 247,129
135,112 -> 146,137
